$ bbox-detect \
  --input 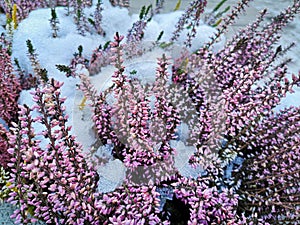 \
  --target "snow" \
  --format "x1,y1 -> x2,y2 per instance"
97,159 -> 126,193
2,1 -> 300,193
